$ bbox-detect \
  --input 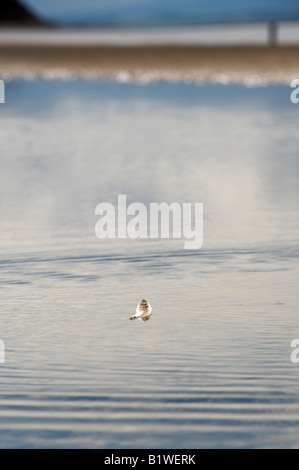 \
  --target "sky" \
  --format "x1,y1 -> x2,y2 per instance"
22,0 -> 299,26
